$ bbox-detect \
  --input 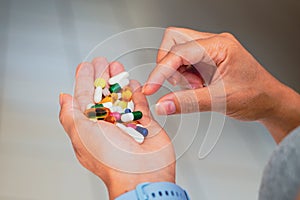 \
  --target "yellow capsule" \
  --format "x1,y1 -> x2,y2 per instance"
94,78 -> 106,88
121,89 -> 132,102
100,96 -> 112,103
